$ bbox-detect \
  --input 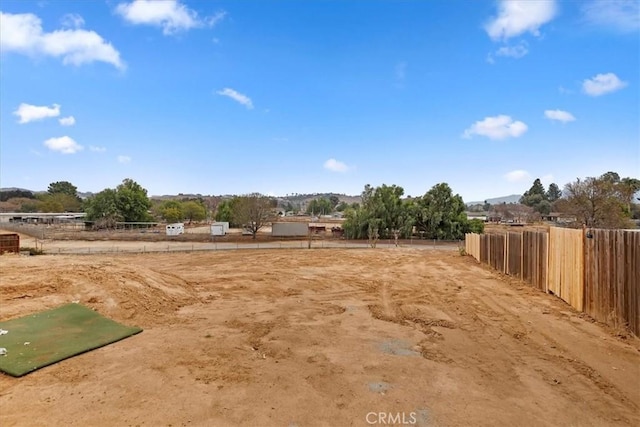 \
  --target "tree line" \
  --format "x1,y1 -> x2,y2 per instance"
505,172 -> 638,228
1,170 -> 637,235
341,183 -> 484,241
